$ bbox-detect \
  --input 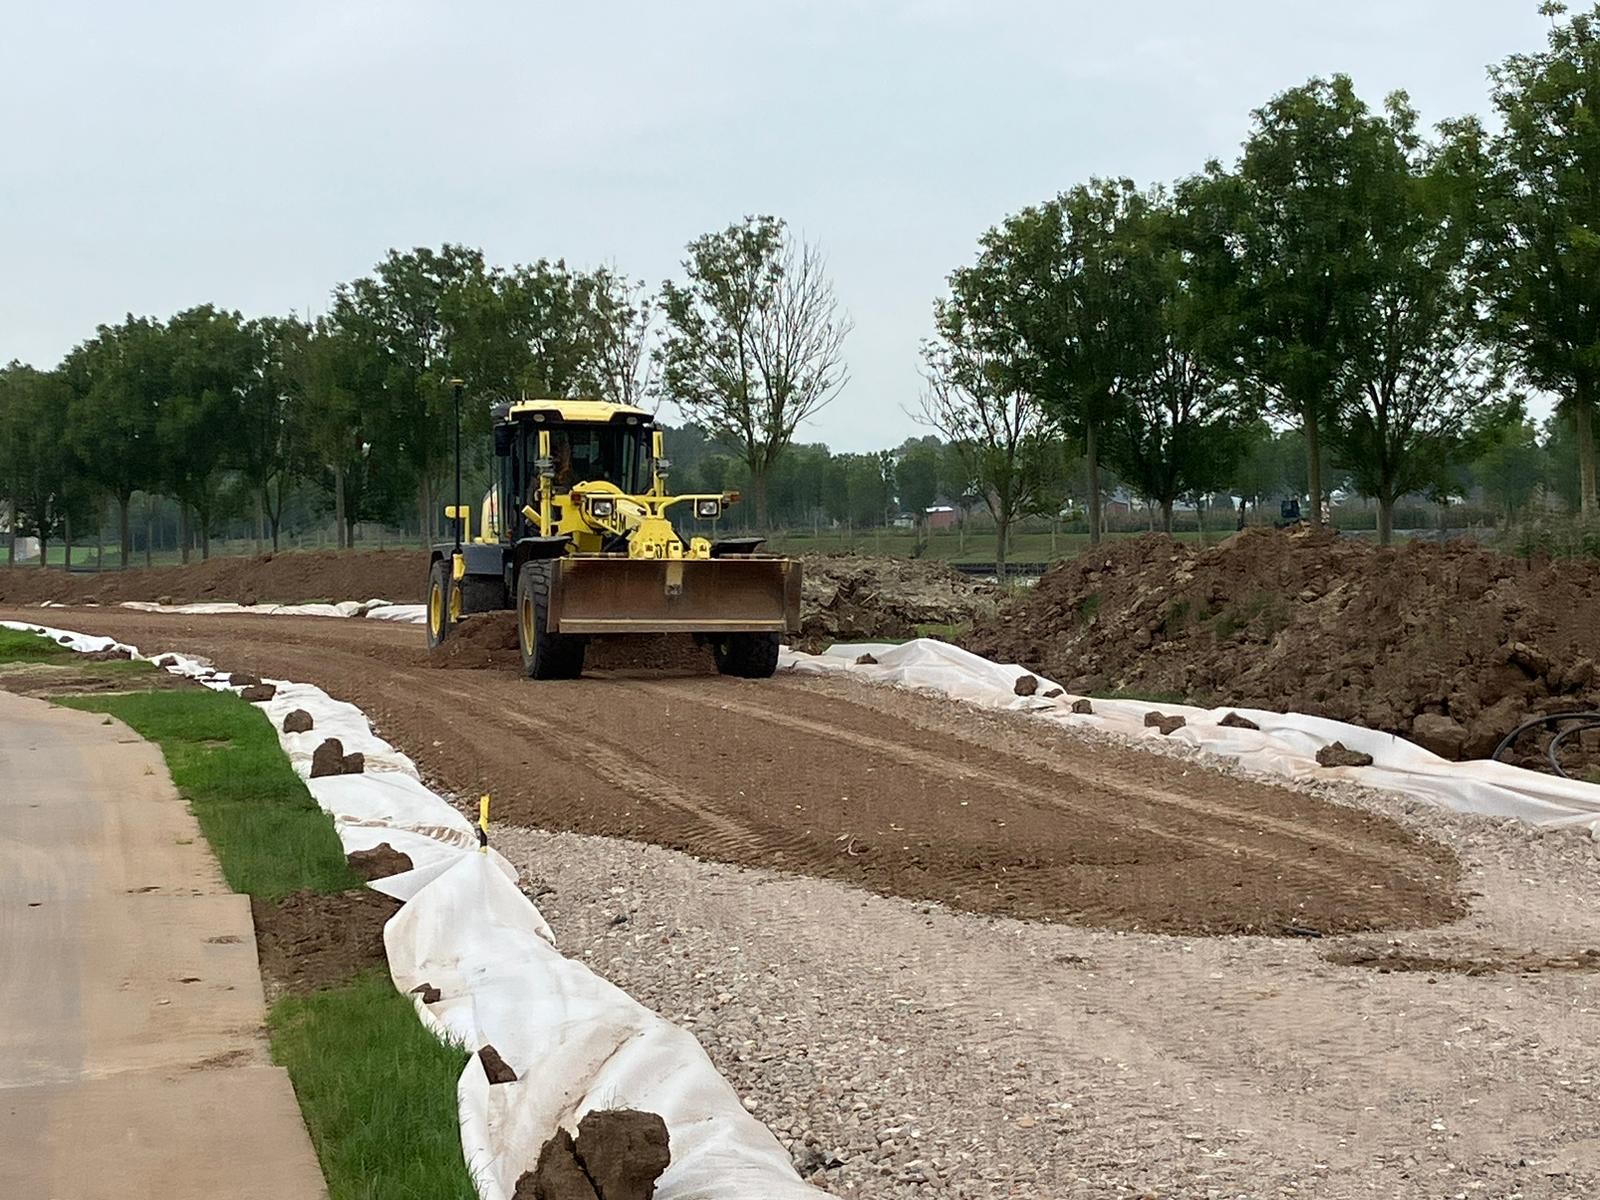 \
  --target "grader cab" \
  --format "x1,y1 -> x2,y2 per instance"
425,397 -> 800,679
